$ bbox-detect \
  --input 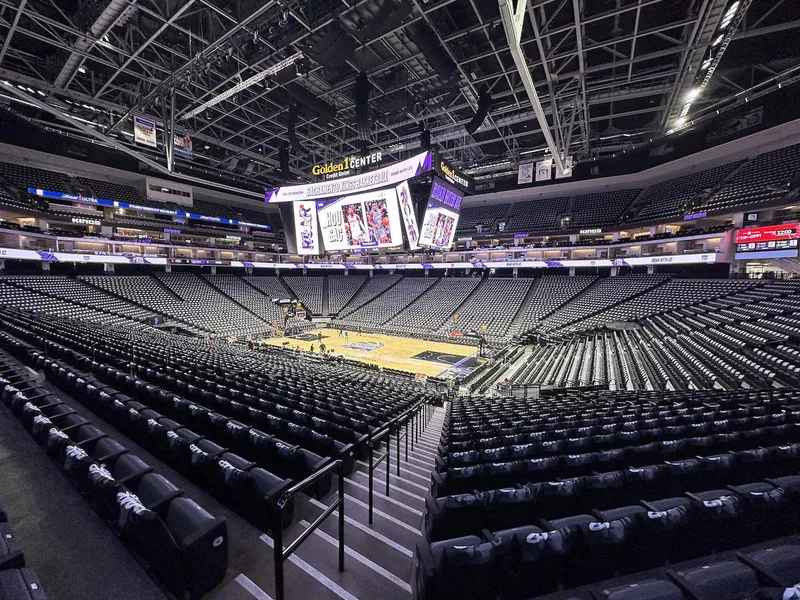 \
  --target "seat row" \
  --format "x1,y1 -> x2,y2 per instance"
427,441 -> 800,540
0,348 -> 227,600
0,501 -> 47,600
416,476 -> 800,599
